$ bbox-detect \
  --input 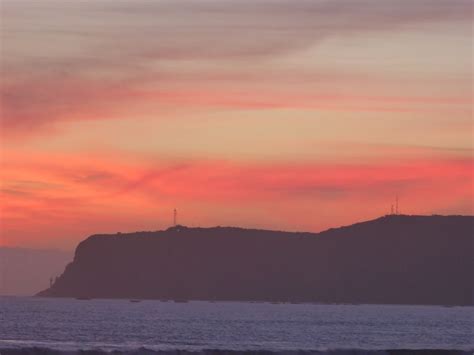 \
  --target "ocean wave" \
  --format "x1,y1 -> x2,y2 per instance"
0,348 -> 472,355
